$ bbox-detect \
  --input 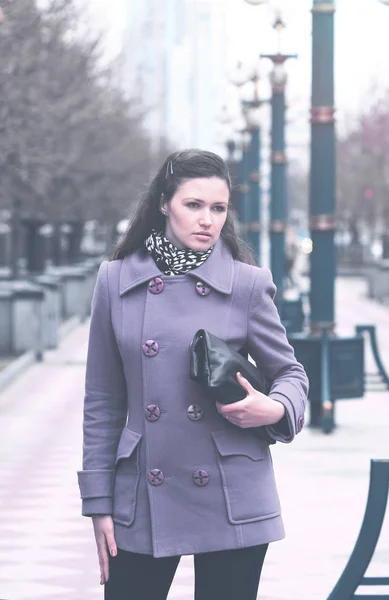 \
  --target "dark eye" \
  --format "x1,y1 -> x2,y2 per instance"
187,202 -> 200,209
213,205 -> 226,213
